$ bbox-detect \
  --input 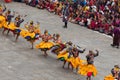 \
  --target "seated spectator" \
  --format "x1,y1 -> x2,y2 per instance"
48,2 -> 55,12
88,18 -> 96,30
54,2 -> 63,16
24,0 -> 31,5
29,0 -> 39,7
37,0 -> 45,9
104,21 -> 110,34
45,0 -> 50,10
70,14 -> 81,24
